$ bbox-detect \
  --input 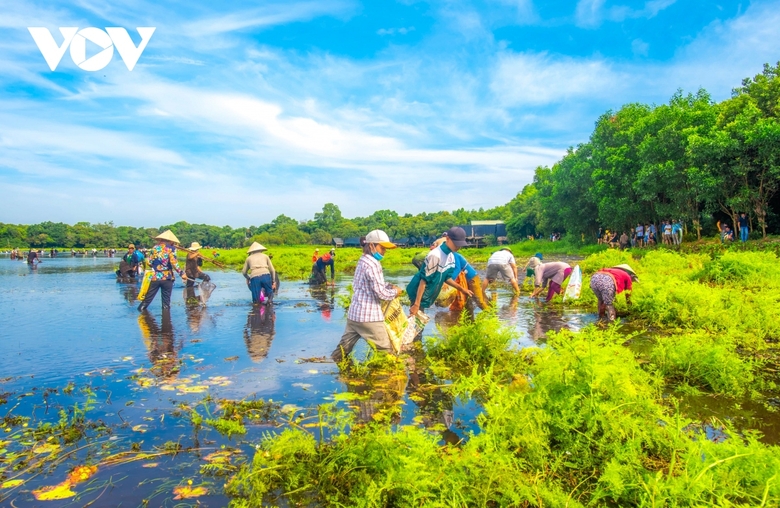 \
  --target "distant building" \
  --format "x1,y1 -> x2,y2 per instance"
458,220 -> 507,246
332,238 -> 344,248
